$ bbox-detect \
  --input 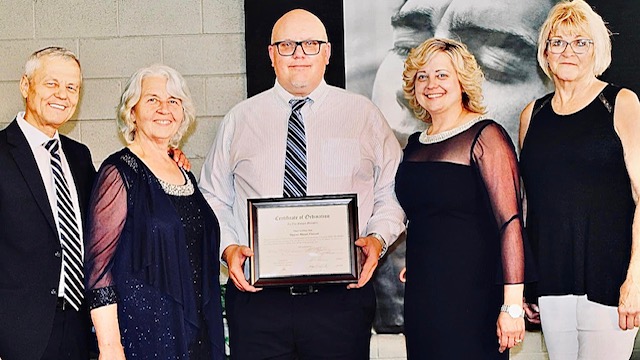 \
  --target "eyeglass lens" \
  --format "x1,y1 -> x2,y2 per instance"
276,41 -> 322,56
548,39 -> 592,54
